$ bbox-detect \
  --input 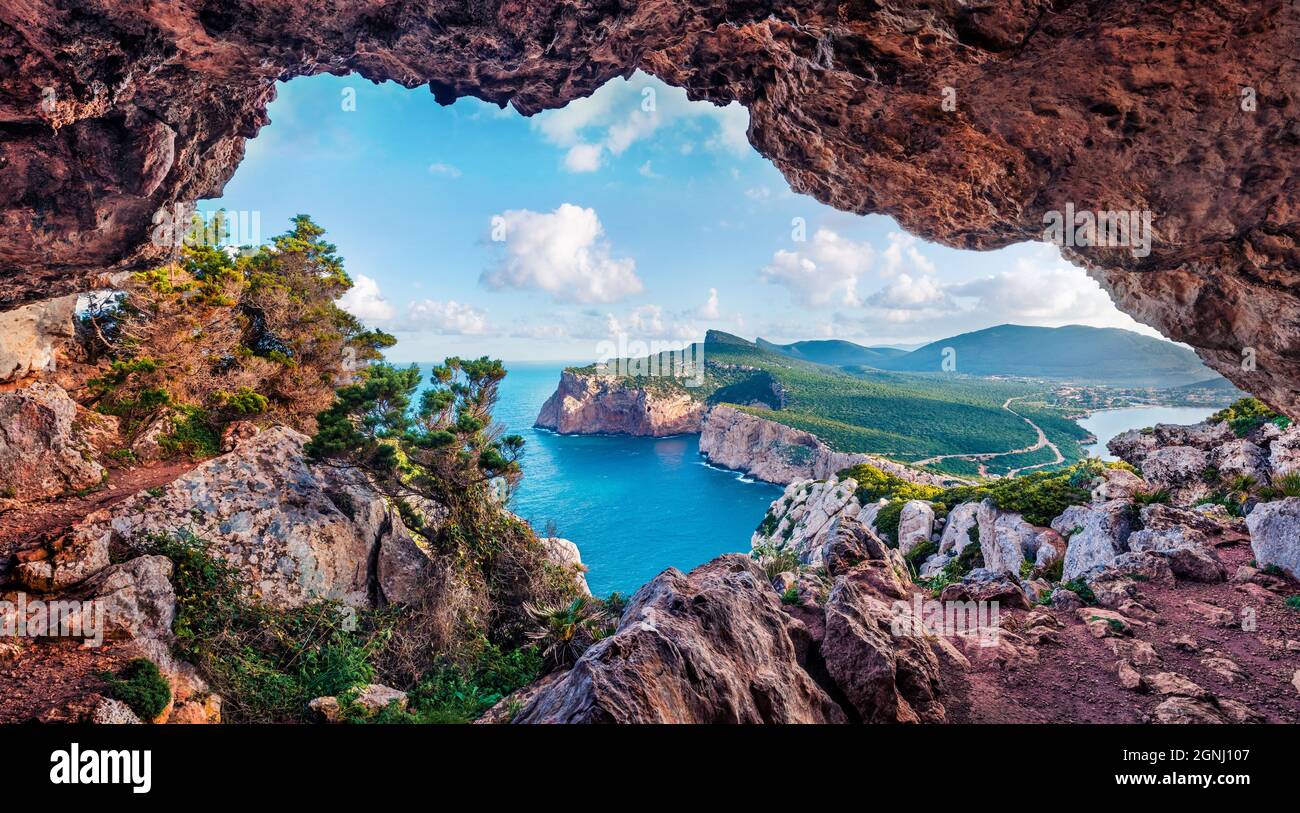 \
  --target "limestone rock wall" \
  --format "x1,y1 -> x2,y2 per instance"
701,404 -> 959,487
534,370 -> 704,436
